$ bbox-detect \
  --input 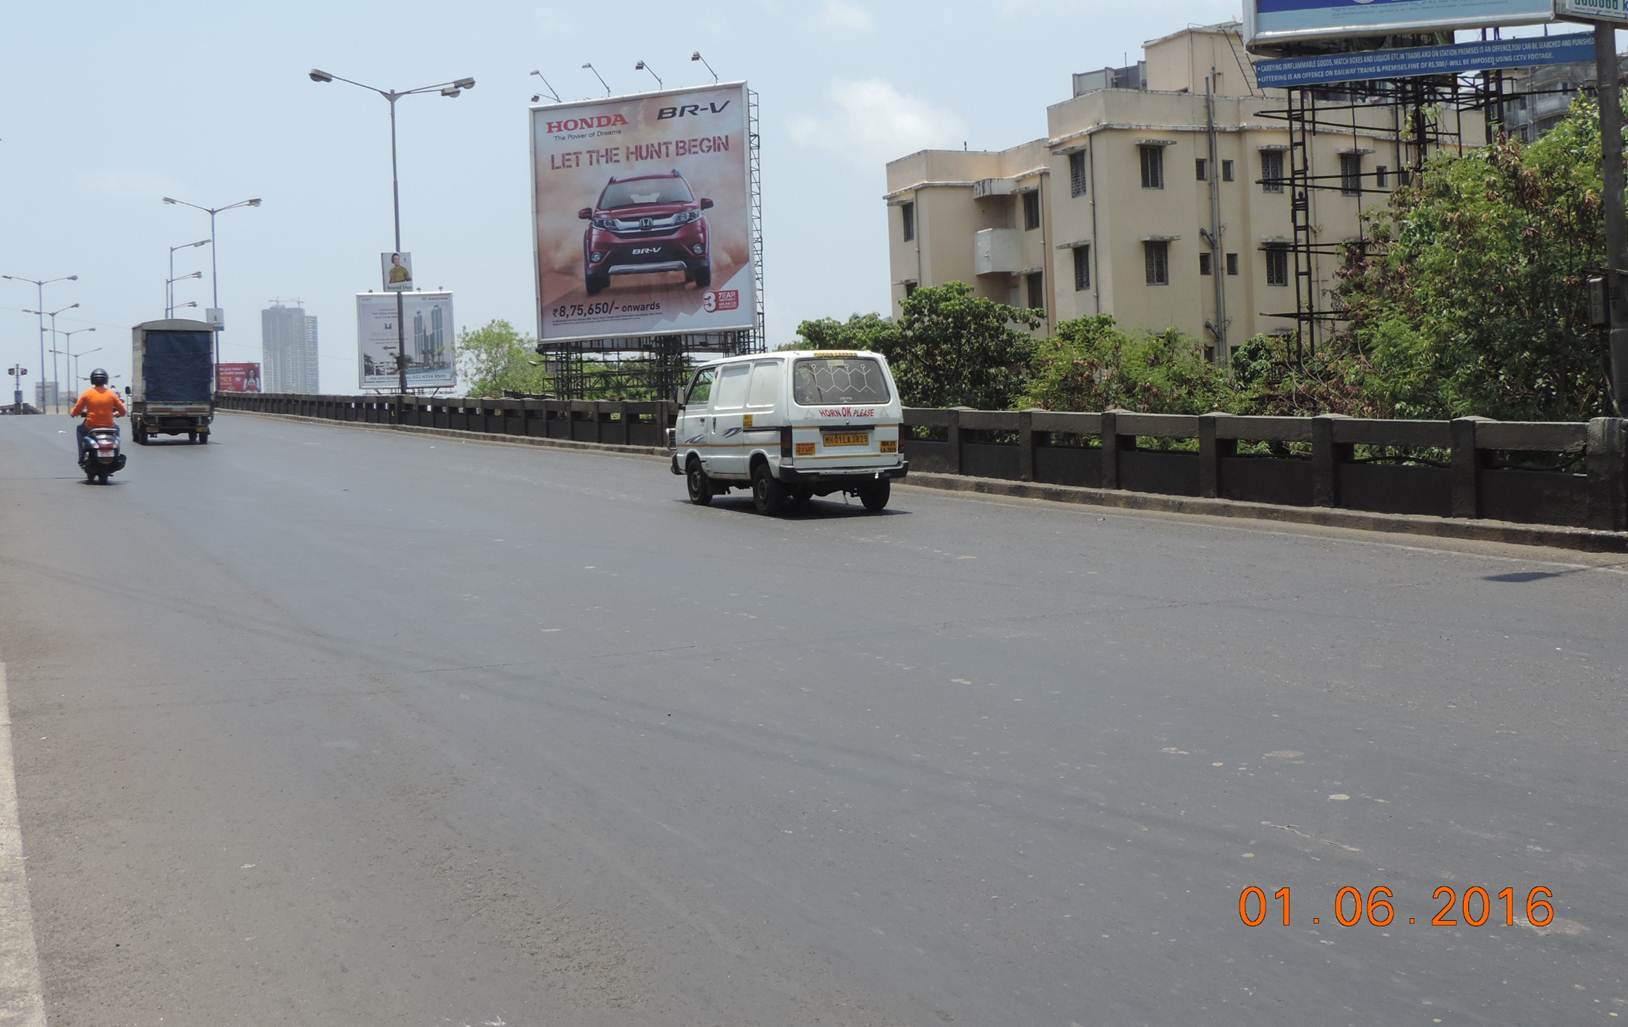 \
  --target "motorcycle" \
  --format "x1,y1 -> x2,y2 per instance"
79,423 -> 127,484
